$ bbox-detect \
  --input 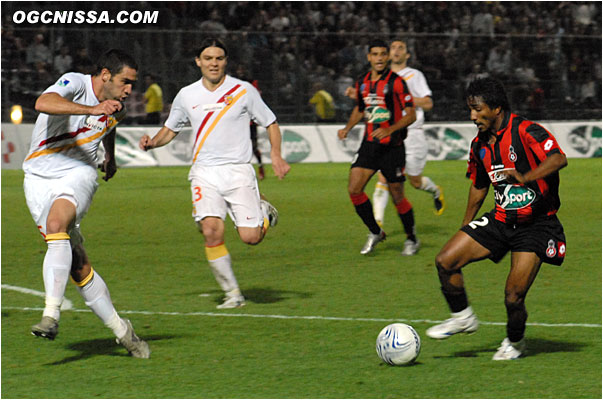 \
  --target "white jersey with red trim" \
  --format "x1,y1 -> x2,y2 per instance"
164,75 -> 276,167
397,66 -> 432,130
22,72 -> 125,178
